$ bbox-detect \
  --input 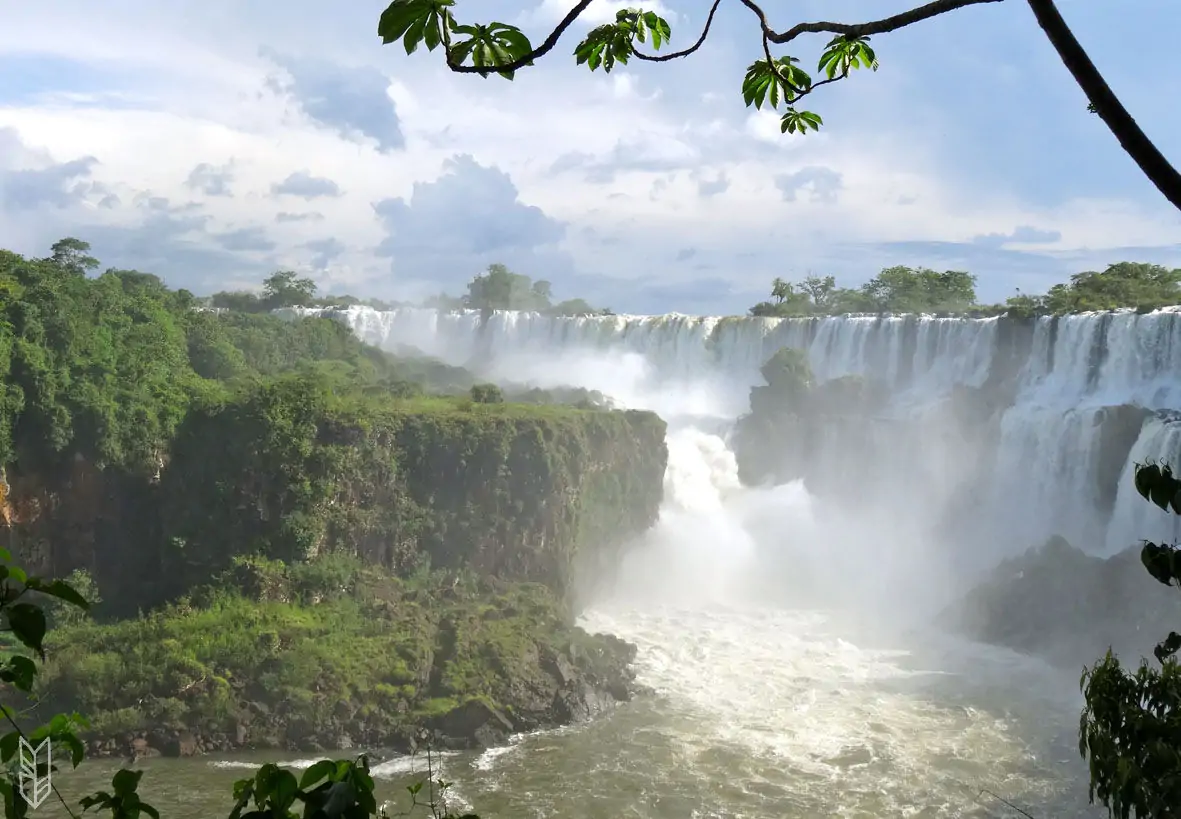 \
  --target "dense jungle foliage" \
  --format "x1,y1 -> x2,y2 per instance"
748,262 -> 1181,318
0,240 -> 667,819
